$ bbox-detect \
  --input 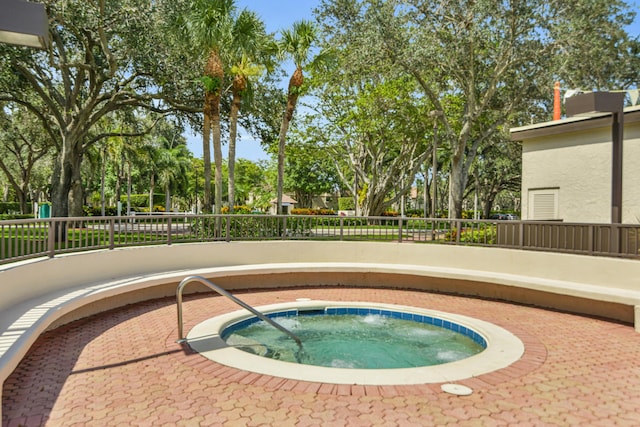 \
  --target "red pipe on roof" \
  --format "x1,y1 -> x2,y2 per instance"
553,82 -> 561,120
